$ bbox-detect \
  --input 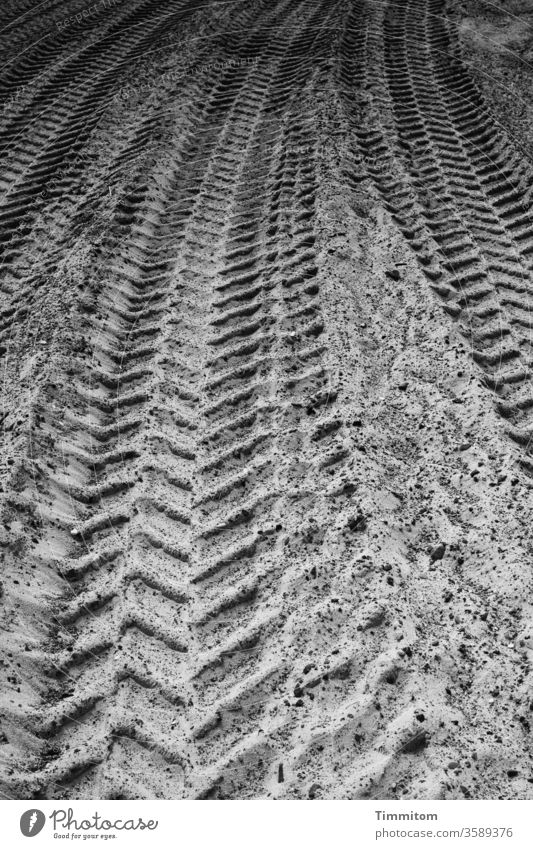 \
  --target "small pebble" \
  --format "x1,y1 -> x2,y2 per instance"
430,542 -> 446,562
